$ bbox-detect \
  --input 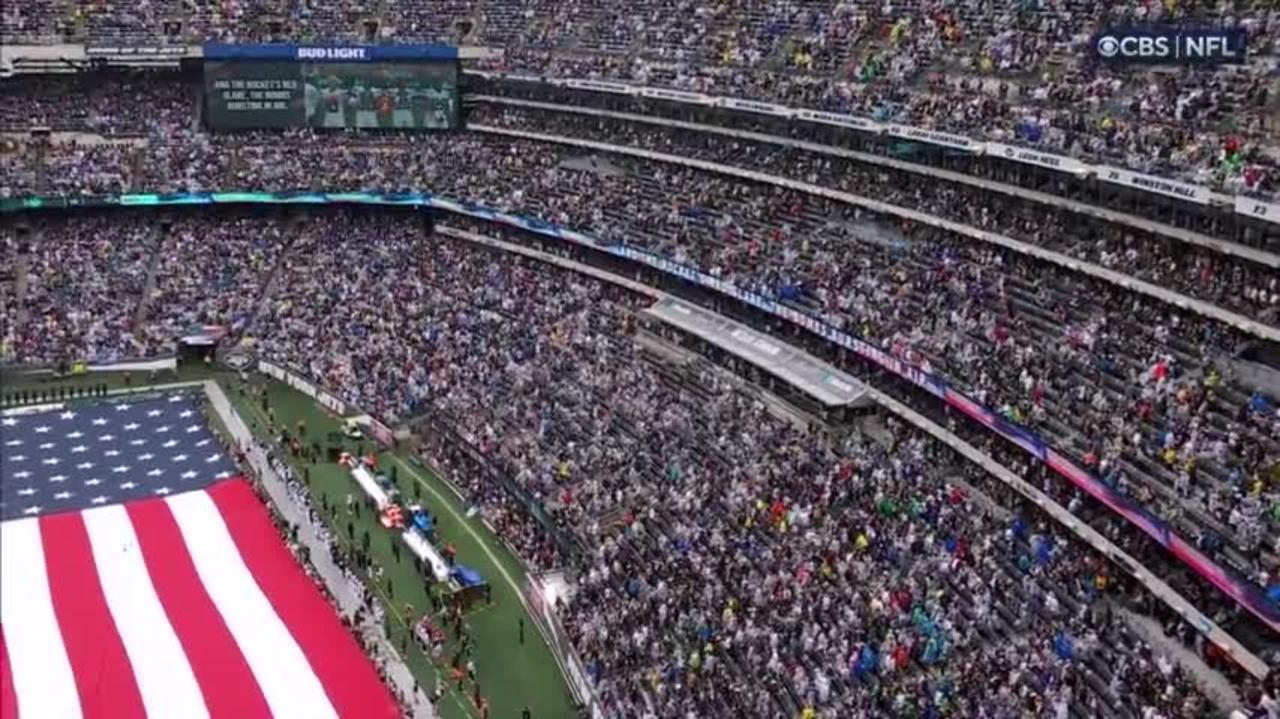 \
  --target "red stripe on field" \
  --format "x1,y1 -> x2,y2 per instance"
207,480 -> 399,719
39,512 -> 147,719
1,626 -> 18,719
126,496 -> 273,719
